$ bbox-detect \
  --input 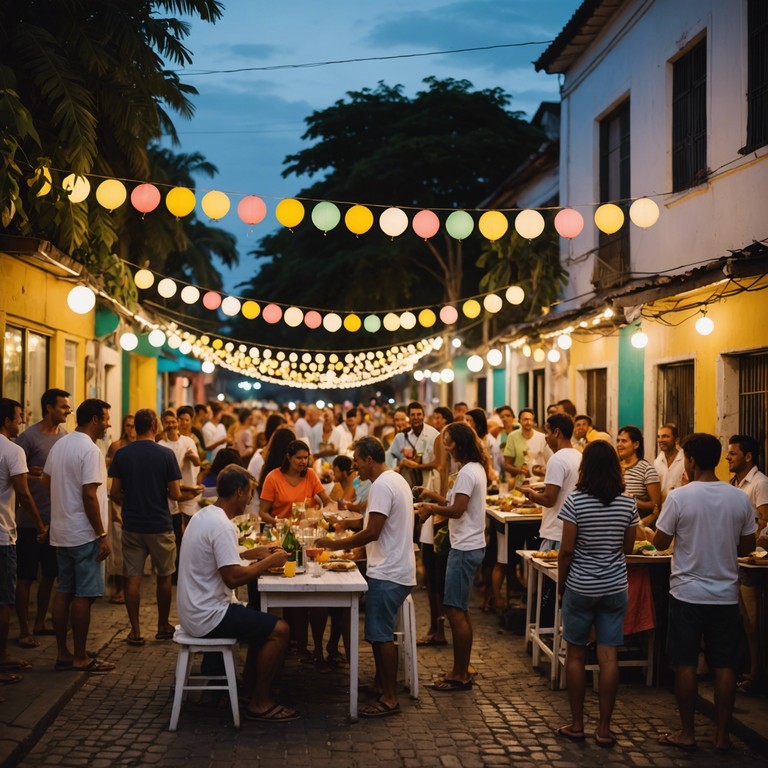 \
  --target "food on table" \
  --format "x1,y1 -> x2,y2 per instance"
321,561 -> 356,571
317,550 -> 331,564
532,550 -> 558,560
